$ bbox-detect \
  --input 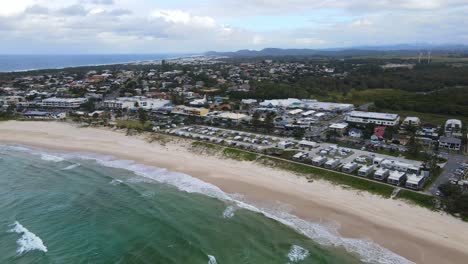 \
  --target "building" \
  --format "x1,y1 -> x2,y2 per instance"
358,165 -> 375,177
387,171 -> 406,186
277,141 -> 294,149
215,112 -> 249,123
374,168 -> 390,181
405,174 -> 426,190
172,105 -> 209,117
311,156 -> 327,166
329,123 -> 348,137
439,136 -> 462,151
300,101 -> 354,112
324,159 -> 341,170
41,97 -> 88,108
371,126 -> 386,141
402,116 -> 421,127
23,111 -> 66,119
298,140 -> 319,150
348,128 -> 363,139
102,100 -> 135,109
381,159 -> 419,174
260,98 -> 301,108
345,111 -> 400,126
445,119 -> 462,138
103,97 -> 170,110
342,162 -> 359,173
